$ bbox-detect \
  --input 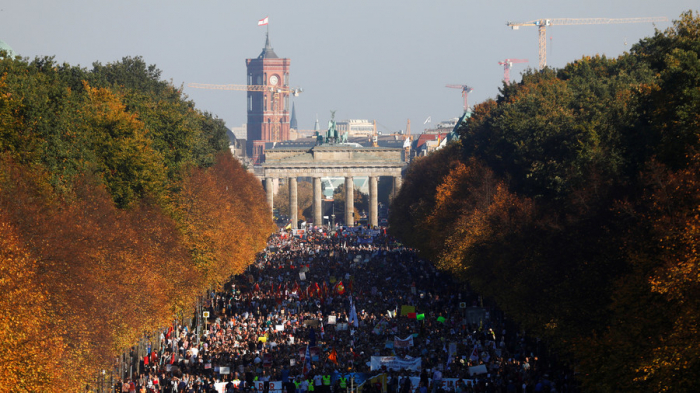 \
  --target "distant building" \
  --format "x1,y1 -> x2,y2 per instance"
289,129 -> 316,140
230,123 -> 247,141
246,33 -> 292,164
336,119 -> 375,138
423,118 -> 459,134
414,134 -> 445,157
226,127 -> 248,165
